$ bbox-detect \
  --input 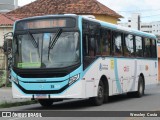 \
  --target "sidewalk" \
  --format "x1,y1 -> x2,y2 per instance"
0,87 -> 30,104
